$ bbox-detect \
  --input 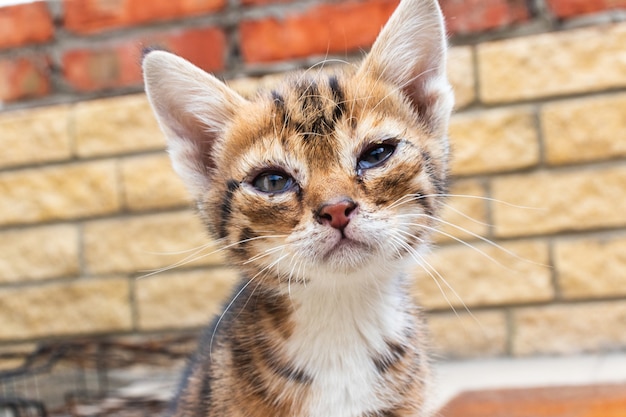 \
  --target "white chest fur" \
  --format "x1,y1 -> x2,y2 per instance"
284,272 -> 413,417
